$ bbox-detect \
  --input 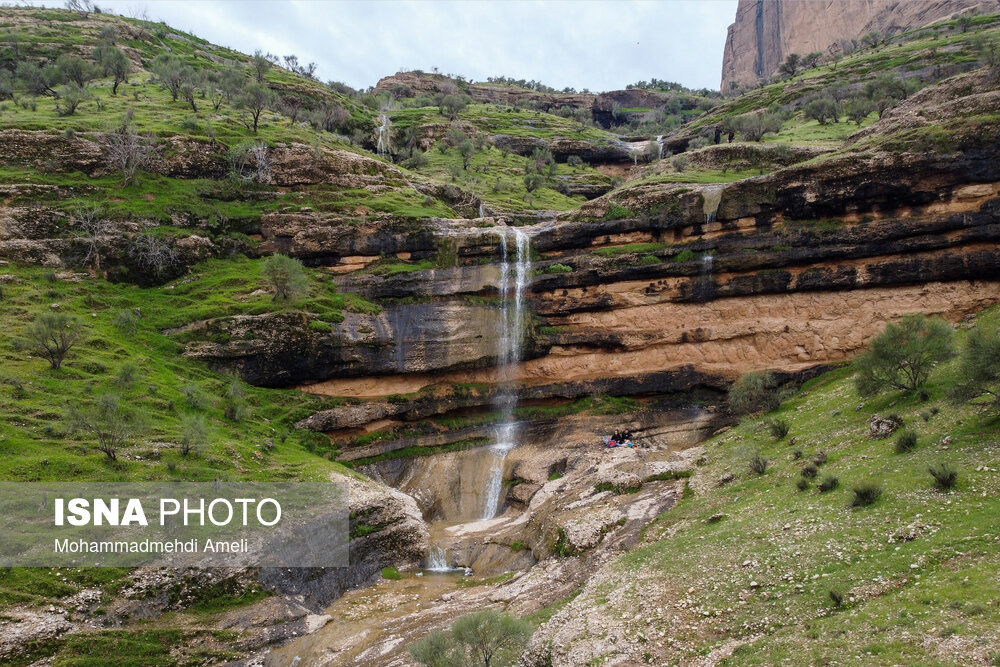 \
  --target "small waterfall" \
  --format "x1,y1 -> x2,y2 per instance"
656,135 -> 664,160
479,202 -> 486,218
426,544 -> 456,572
482,226 -> 531,520
702,185 -> 724,223
702,254 -> 714,274
376,113 -> 390,158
